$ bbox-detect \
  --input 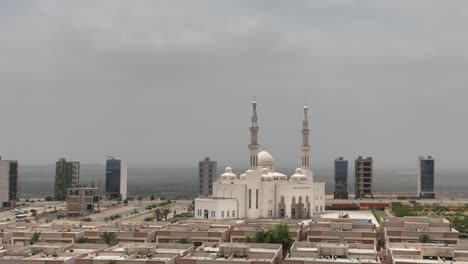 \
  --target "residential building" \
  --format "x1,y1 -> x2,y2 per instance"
54,158 -> 80,201
306,216 -> 378,244
387,242 -> 468,264
105,156 -> 128,200
76,243 -> 194,264
418,156 -> 435,199
180,242 -> 283,264
285,242 -> 381,264
334,157 -> 348,199
382,216 -> 459,244
199,157 -> 217,197
195,101 -> 325,219
0,243 -> 107,263
66,187 -> 99,216
0,157 -> 18,208
355,156 -> 373,199
230,219 -> 305,242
